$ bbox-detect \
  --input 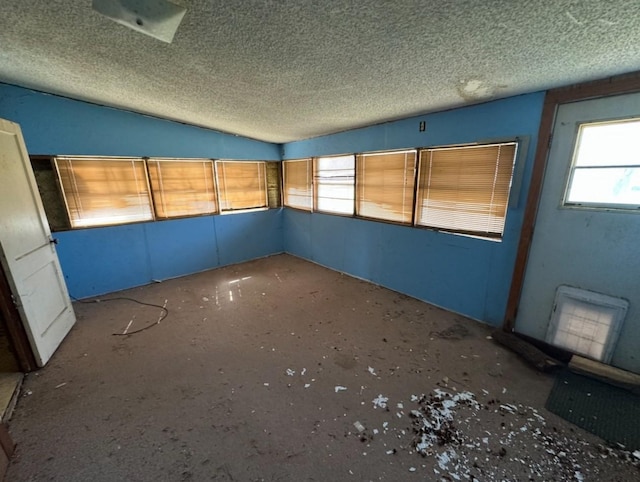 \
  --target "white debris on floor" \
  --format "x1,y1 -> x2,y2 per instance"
412,389 -> 480,455
353,421 -> 365,433
372,394 -> 388,409
335,386 -> 348,393
351,386 -> 640,480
